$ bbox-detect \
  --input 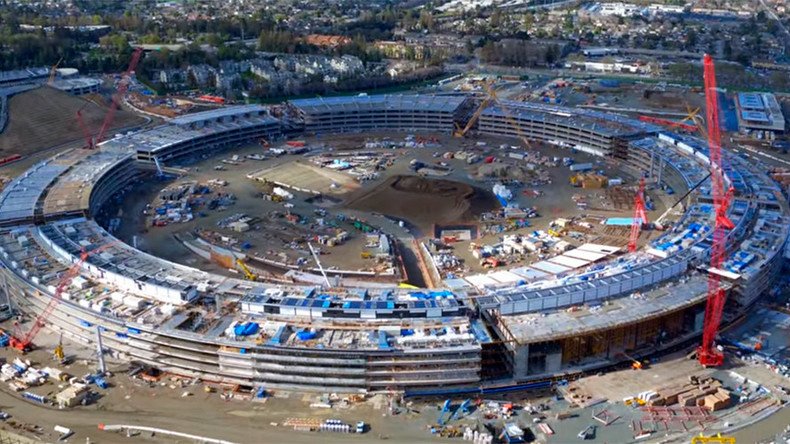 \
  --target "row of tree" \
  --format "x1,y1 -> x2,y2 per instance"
479,39 -> 562,67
